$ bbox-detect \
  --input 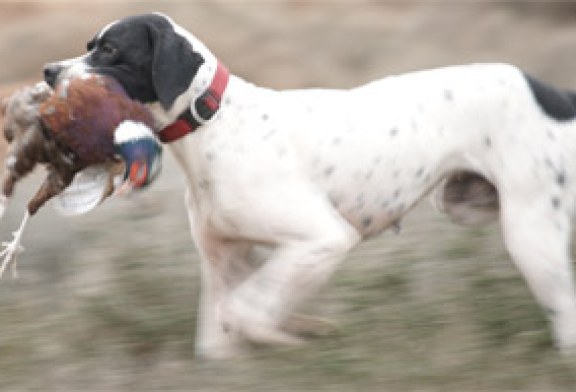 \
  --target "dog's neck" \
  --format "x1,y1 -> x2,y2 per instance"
157,61 -> 230,143
147,16 -> 222,131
